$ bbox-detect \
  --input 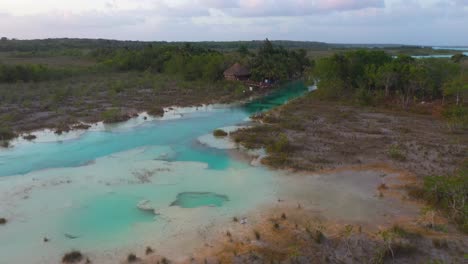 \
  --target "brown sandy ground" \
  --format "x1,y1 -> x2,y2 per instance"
108,167 -> 467,264
231,95 -> 467,177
